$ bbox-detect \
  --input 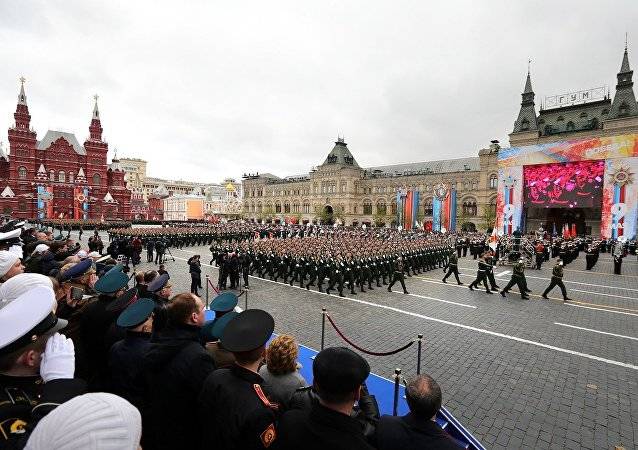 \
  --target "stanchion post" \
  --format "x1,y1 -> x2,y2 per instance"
245,288 -> 249,310
416,334 -> 423,375
321,308 -> 327,350
205,274 -> 210,309
393,368 -> 401,416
